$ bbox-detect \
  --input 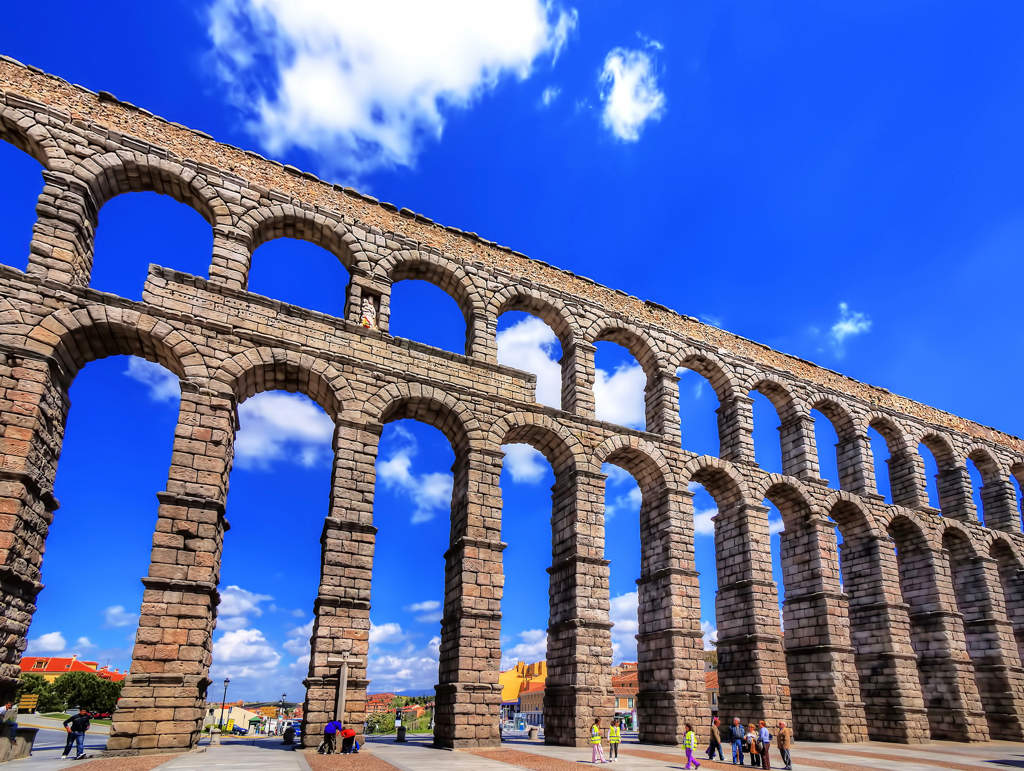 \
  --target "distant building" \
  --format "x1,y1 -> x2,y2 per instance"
20,655 -> 126,683
612,667 -> 638,713
499,660 -> 547,702
366,693 -> 398,714
706,671 -> 719,716
518,682 -> 545,726
401,703 -> 426,720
